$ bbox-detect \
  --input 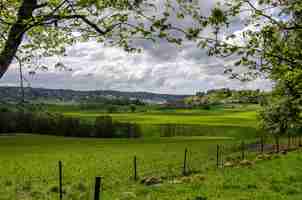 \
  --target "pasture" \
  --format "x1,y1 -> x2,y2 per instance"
1,135 -> 302,200
54,104 -> 260,139
2,104 -> 301,199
